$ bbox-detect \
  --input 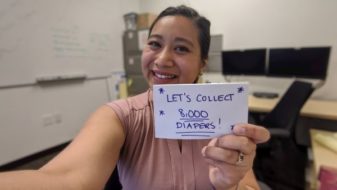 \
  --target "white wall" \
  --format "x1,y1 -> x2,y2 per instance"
0,0 -> 139,165
139,0 -> 337,100
0,79 -> 110,165
120,0 -> 140,17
